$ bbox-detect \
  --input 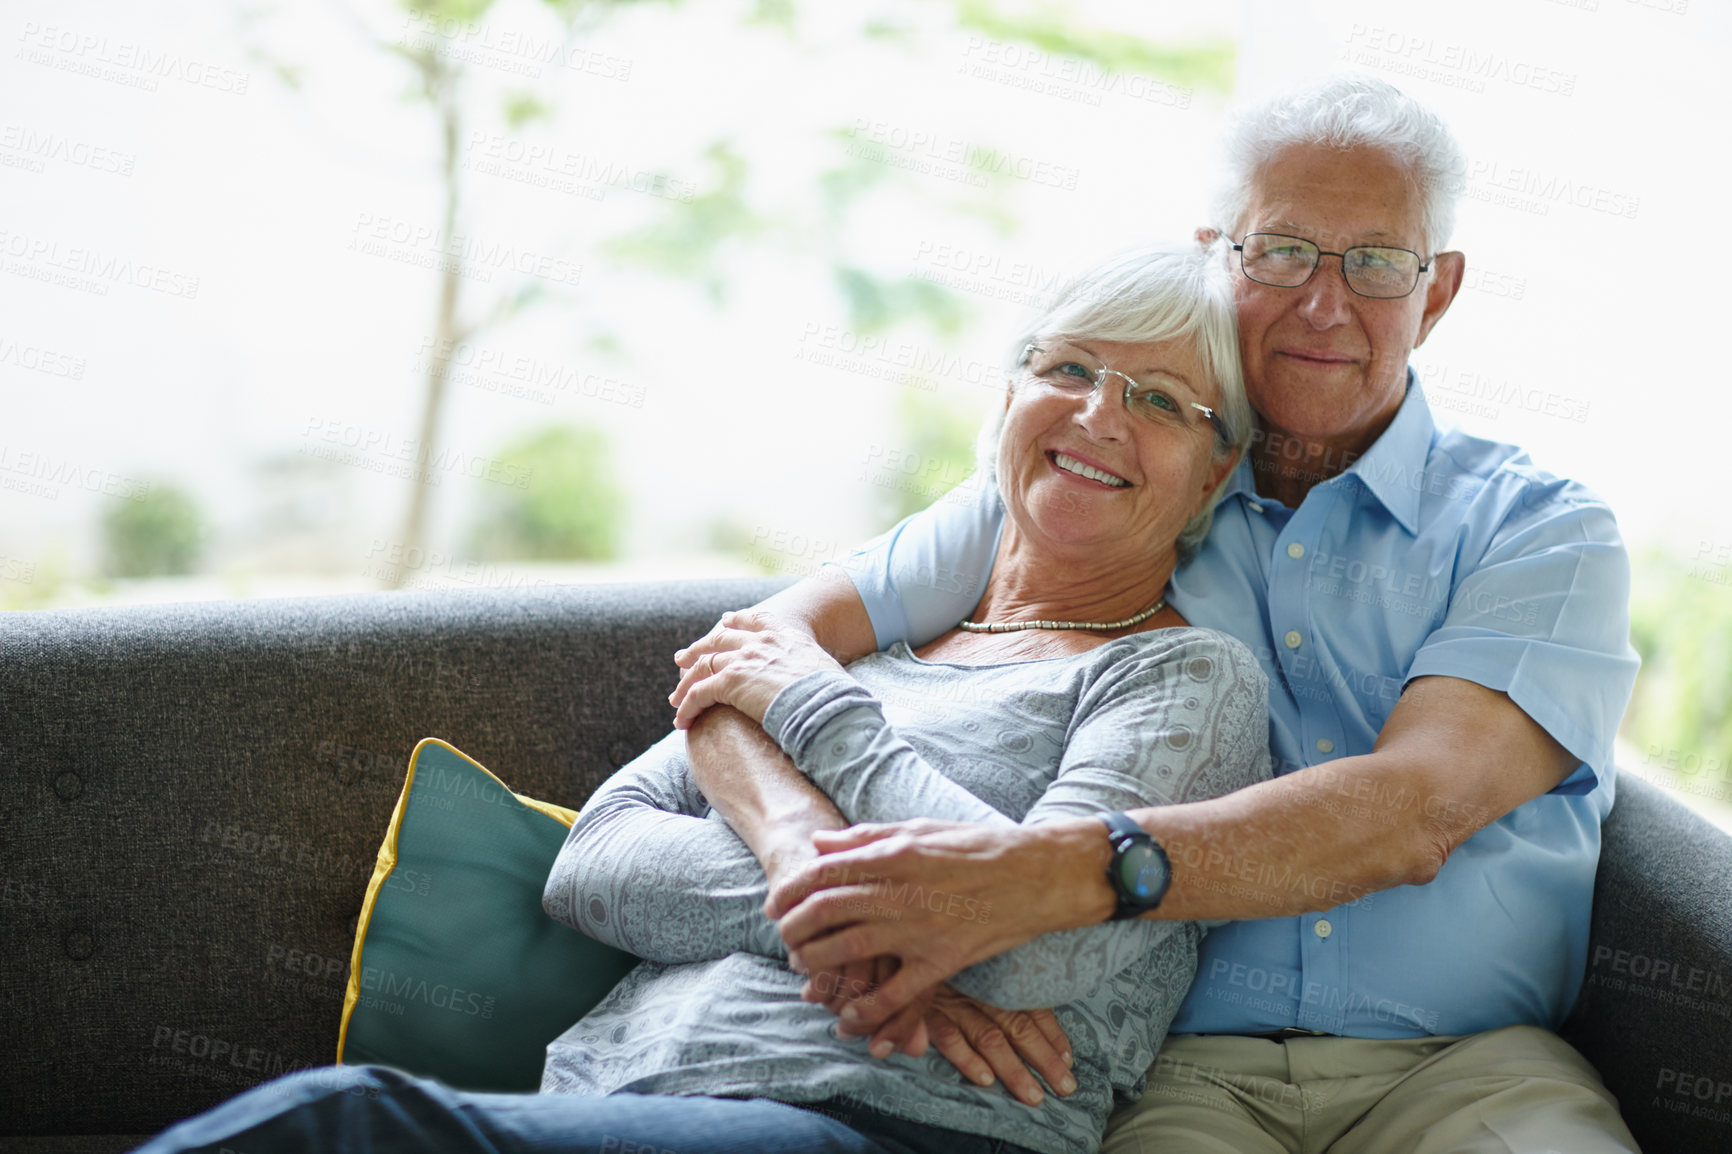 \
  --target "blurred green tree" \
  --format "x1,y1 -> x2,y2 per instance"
869,386 -> 985,527
1623,551 -> 1732,792
255,0 -> 1230,585
466,424 -> 625,560
102,483 -> 205,578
